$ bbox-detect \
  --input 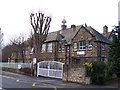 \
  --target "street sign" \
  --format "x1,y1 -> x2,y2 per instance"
33,58 -> 36,64
77,51 -> 85,55
18,64 -> 21,69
